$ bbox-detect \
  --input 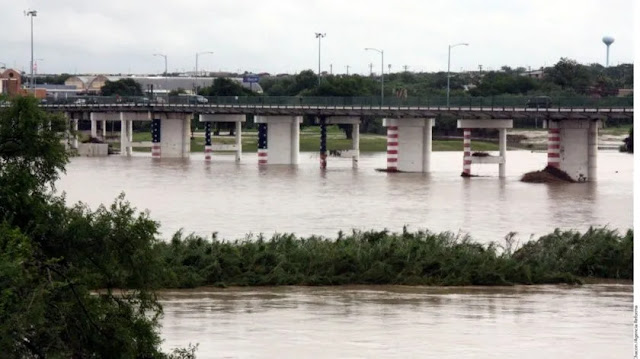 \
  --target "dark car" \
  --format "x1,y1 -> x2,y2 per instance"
526,96 -> 552,108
